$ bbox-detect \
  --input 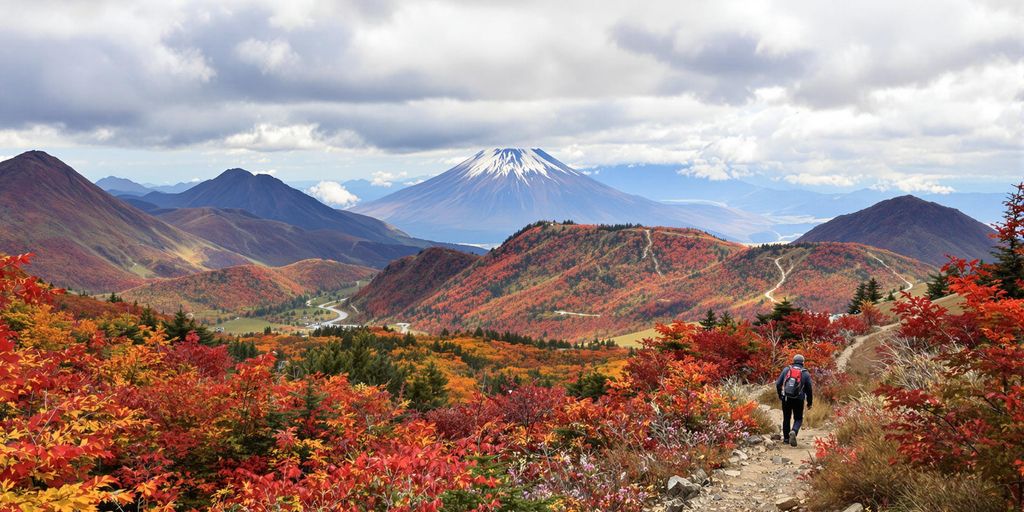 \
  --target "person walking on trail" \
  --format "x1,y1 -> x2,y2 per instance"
775,354 -> 813,447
